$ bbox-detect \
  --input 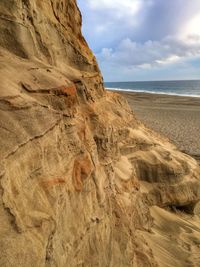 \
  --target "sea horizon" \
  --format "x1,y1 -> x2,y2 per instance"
105,79 -> 200,97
